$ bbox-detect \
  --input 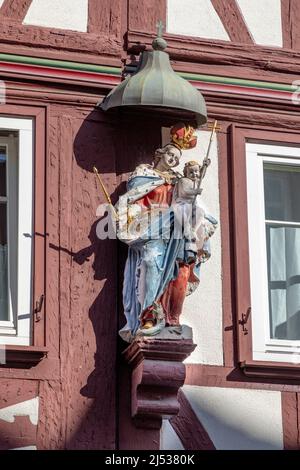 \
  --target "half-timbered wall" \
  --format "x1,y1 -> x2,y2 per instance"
0,0 -> 300,450
167,0 -> 283,47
